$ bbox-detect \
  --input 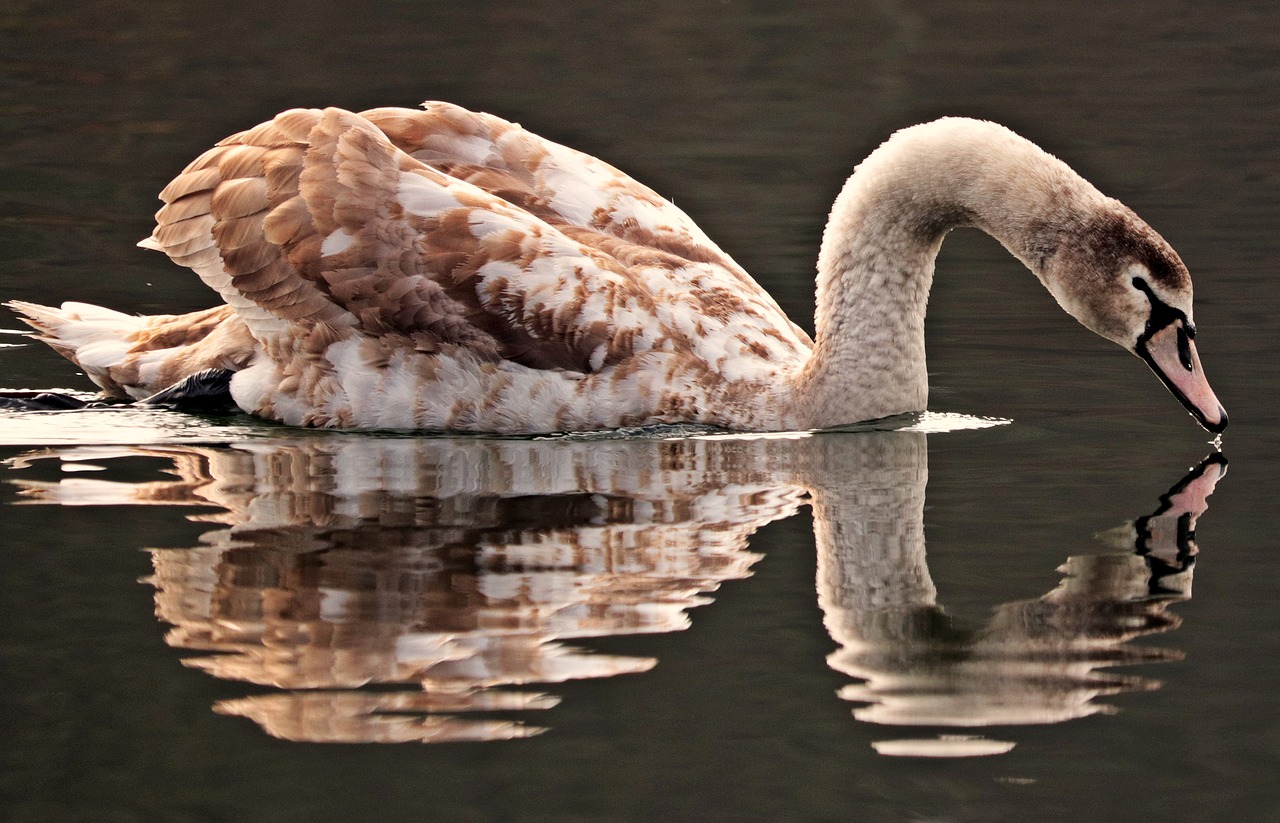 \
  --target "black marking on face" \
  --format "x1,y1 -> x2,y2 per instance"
1176,325 -> 1193,371
1132,277 -> 1225,433
1132,276 -> 1190,347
